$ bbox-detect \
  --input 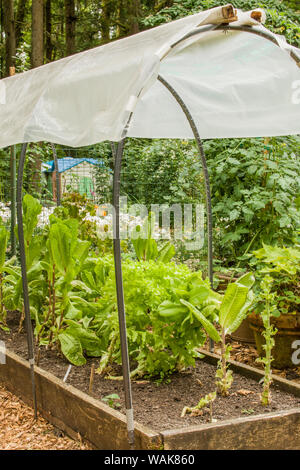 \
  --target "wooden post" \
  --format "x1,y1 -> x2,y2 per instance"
9,66 -> 16,256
